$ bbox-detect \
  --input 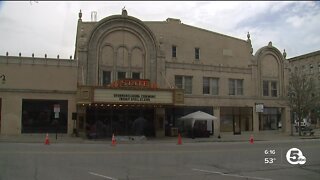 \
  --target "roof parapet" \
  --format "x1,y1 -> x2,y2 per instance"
166,18 -> 181,24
